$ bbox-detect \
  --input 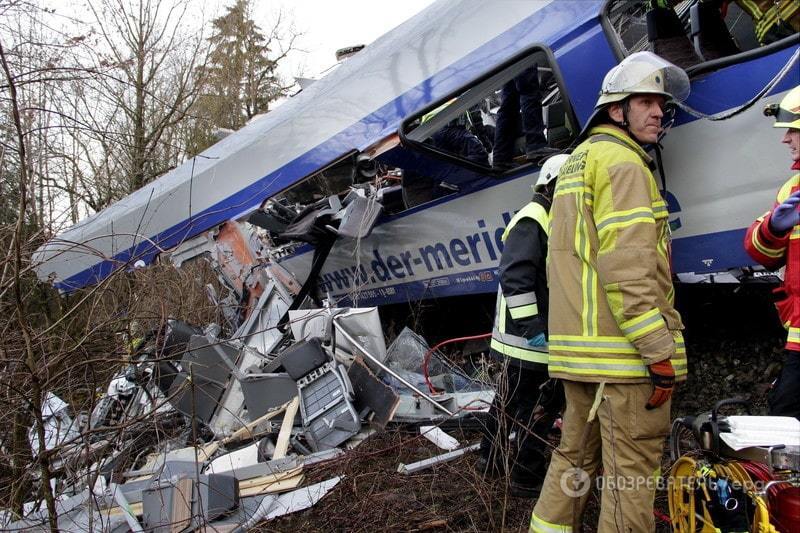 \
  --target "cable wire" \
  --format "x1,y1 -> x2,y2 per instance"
676,48 -> 799,122
421,332 -> 492,393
